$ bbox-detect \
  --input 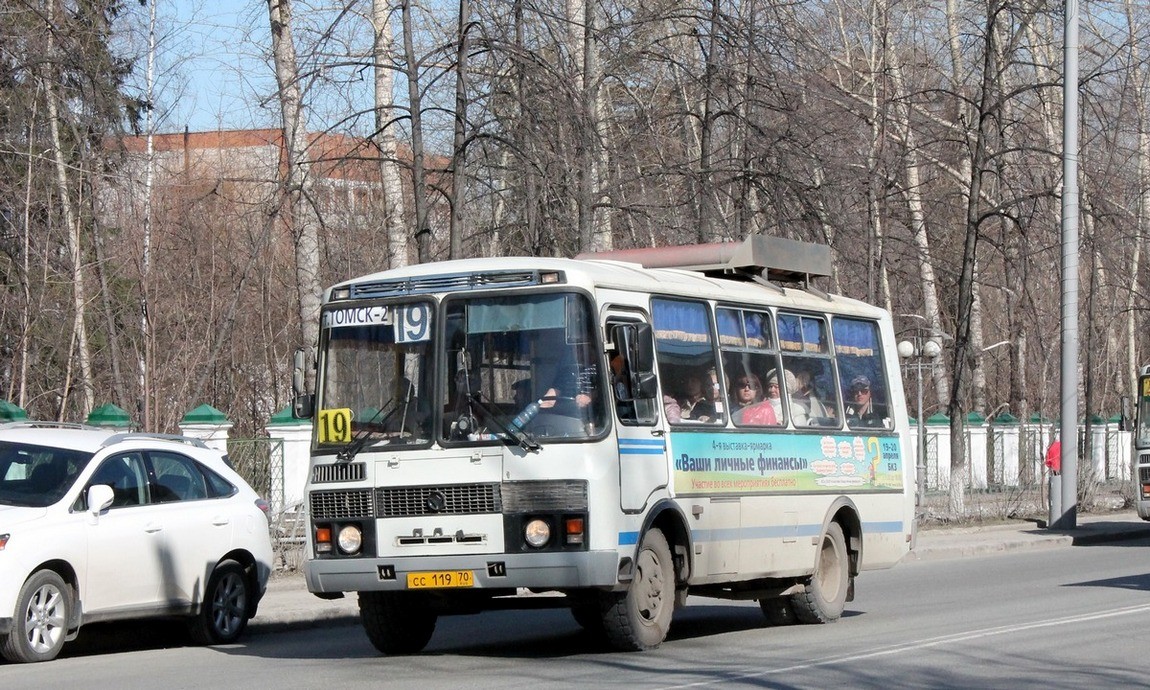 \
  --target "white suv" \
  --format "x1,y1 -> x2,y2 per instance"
0,422 -> 274,663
